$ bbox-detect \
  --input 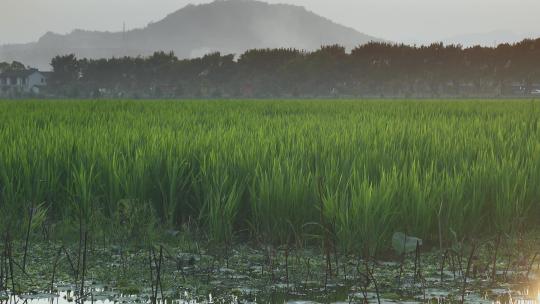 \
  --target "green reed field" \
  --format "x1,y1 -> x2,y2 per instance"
1,99 -> 539,256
